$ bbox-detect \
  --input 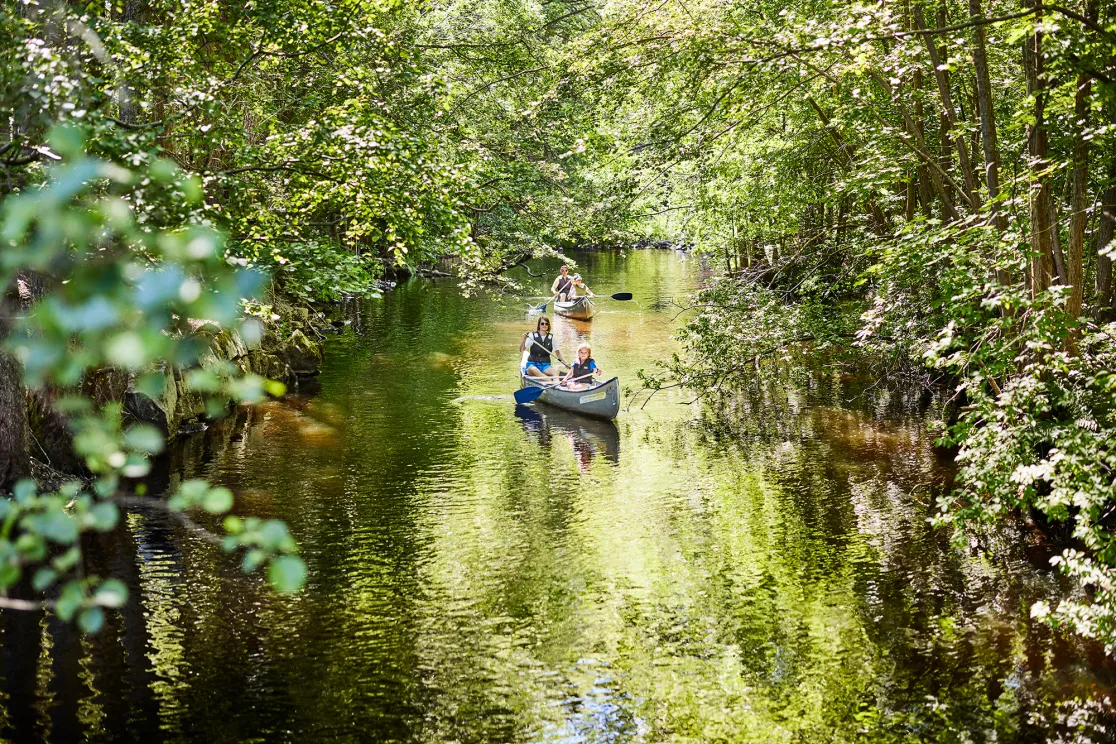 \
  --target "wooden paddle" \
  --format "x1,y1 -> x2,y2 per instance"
514,373 -> 596,404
